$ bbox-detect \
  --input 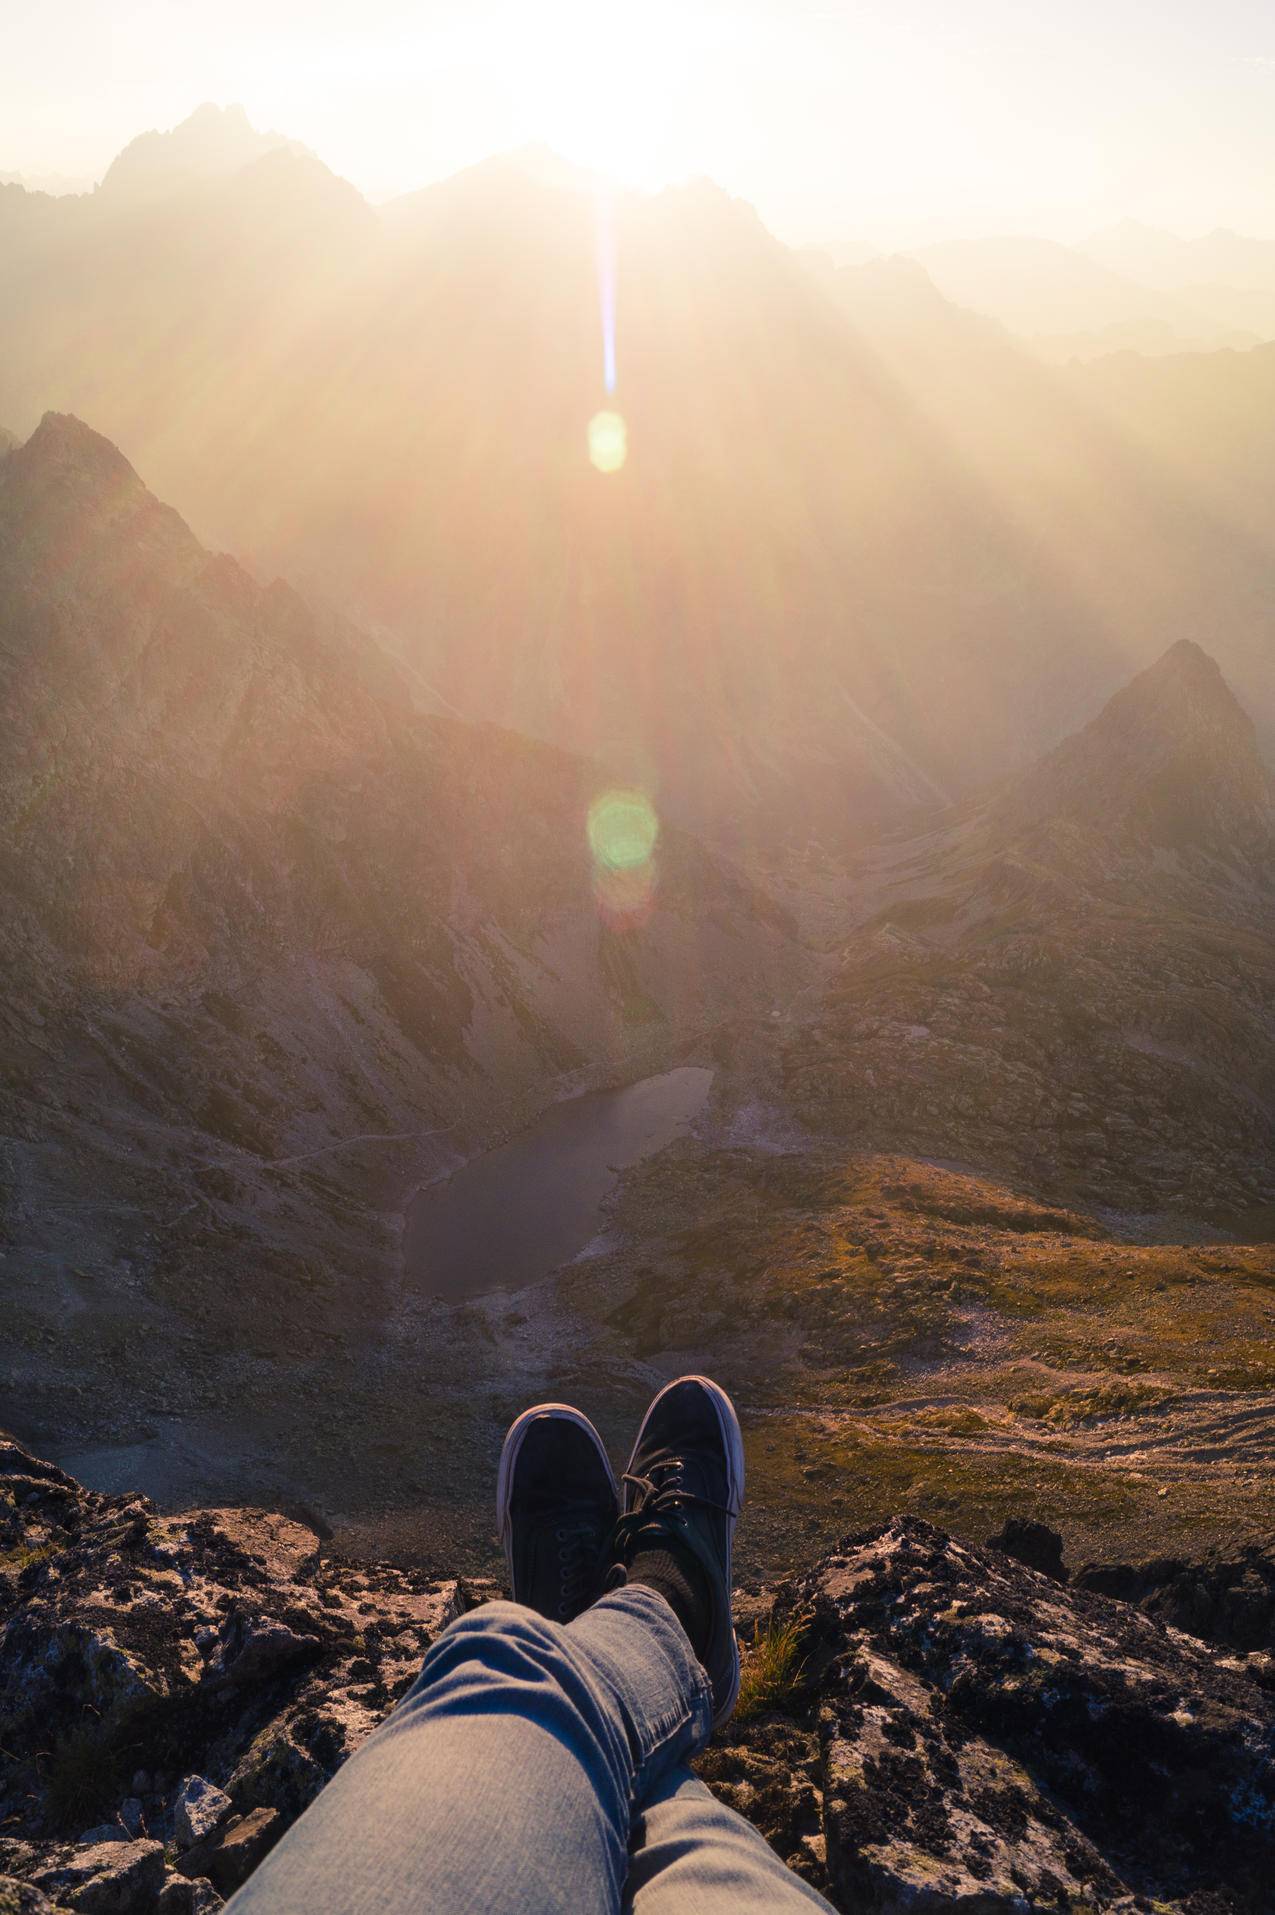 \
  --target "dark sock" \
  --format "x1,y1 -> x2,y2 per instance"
626,1545 -> 712,1660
